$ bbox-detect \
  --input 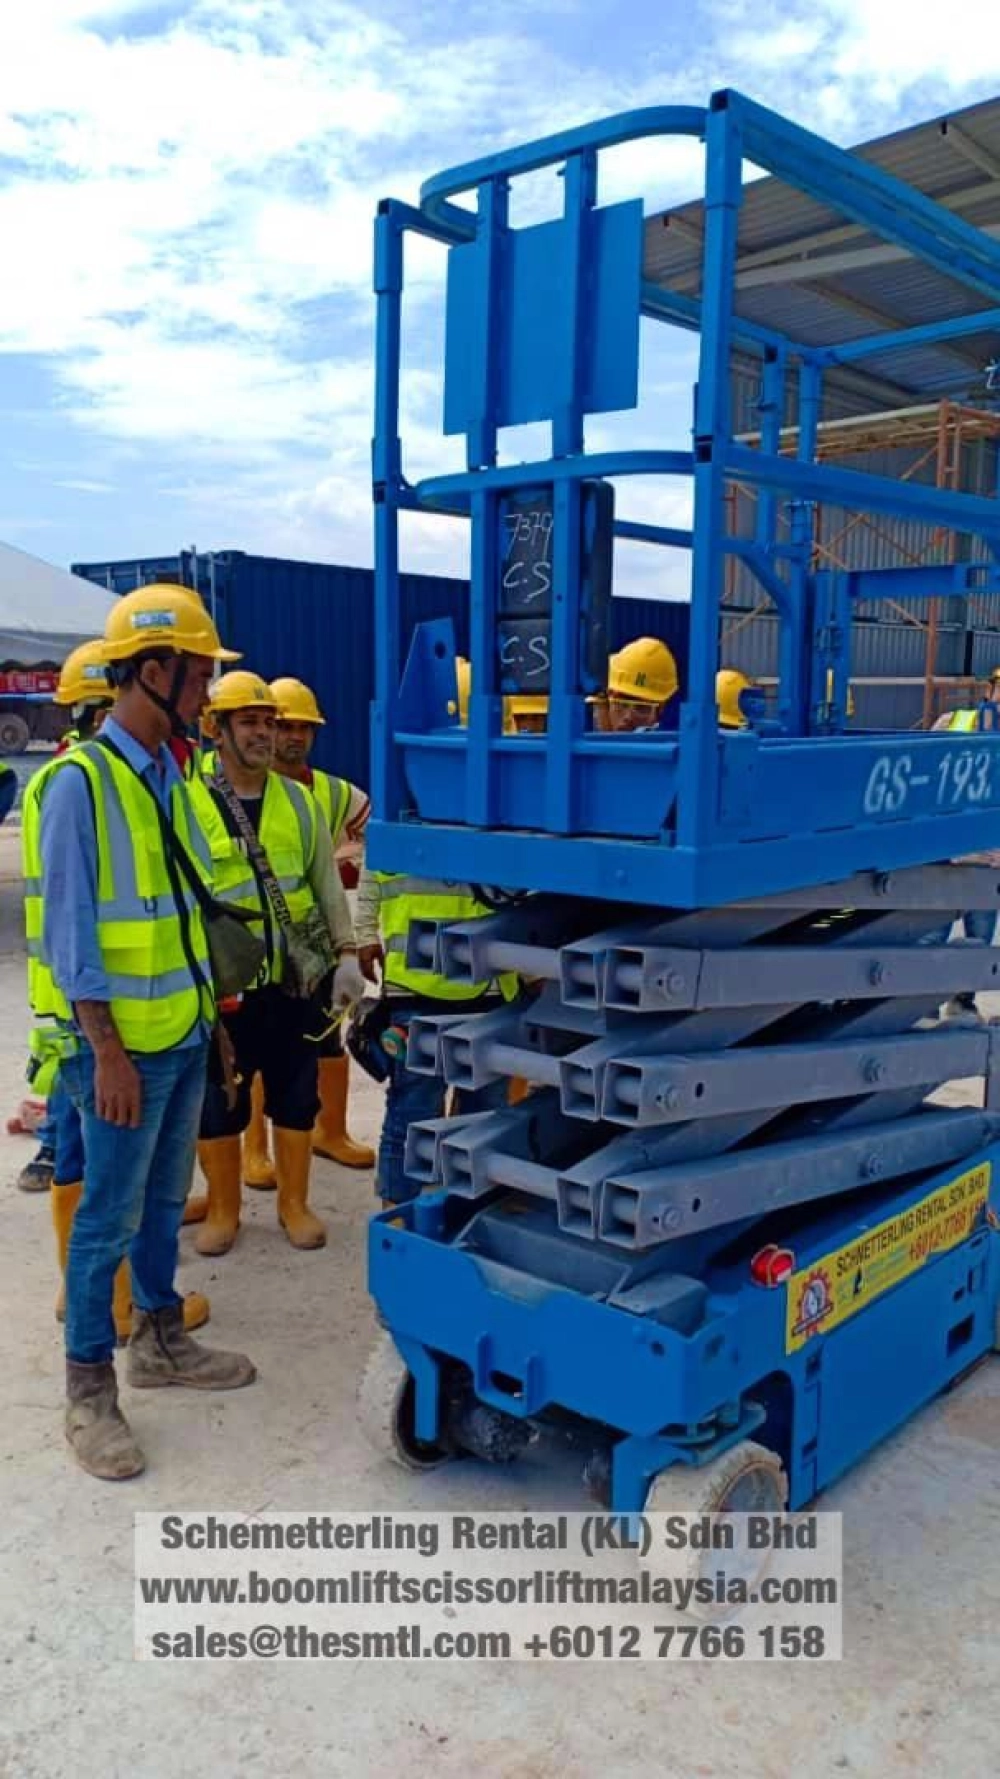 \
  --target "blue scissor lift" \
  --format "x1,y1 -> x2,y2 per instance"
360,91 -> 1000,1517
